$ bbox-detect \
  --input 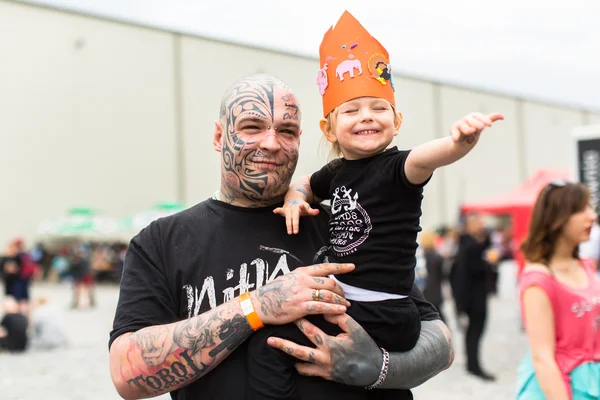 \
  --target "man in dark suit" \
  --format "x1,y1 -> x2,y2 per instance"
451,213 -> 495,381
